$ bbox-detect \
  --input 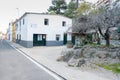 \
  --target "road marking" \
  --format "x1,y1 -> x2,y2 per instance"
10,44 -> 63,80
